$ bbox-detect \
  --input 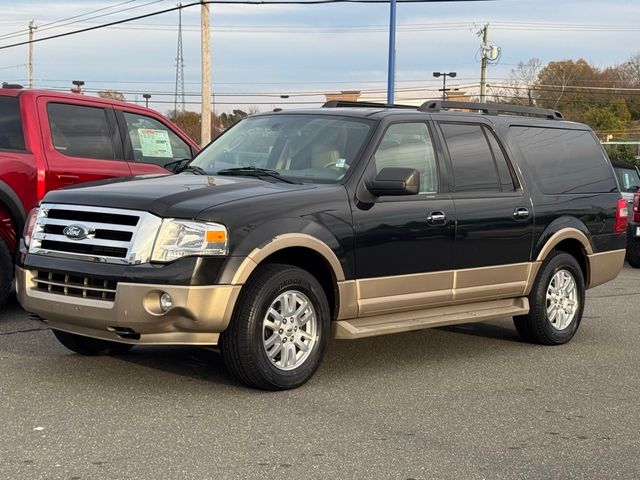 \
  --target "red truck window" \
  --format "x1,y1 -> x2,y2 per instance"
122,112 -> 192,167
0,97 -> 26,152
47,103 -> 116,160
